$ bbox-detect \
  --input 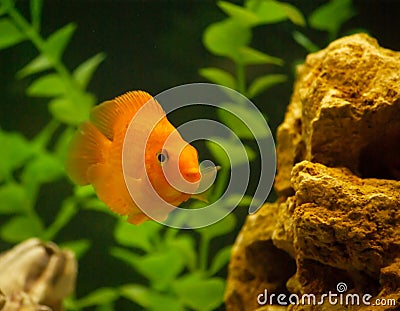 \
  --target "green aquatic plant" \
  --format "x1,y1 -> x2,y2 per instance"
199,0 -> 360,209
59,215 -> 234,311
198,1 -> 304,214
293,0 -> 360,52
198,0 -> 305,212
200,0 -> 359,86
0,0 -> 104,248
199,0 -> 305,97
198,0 -> 306,227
